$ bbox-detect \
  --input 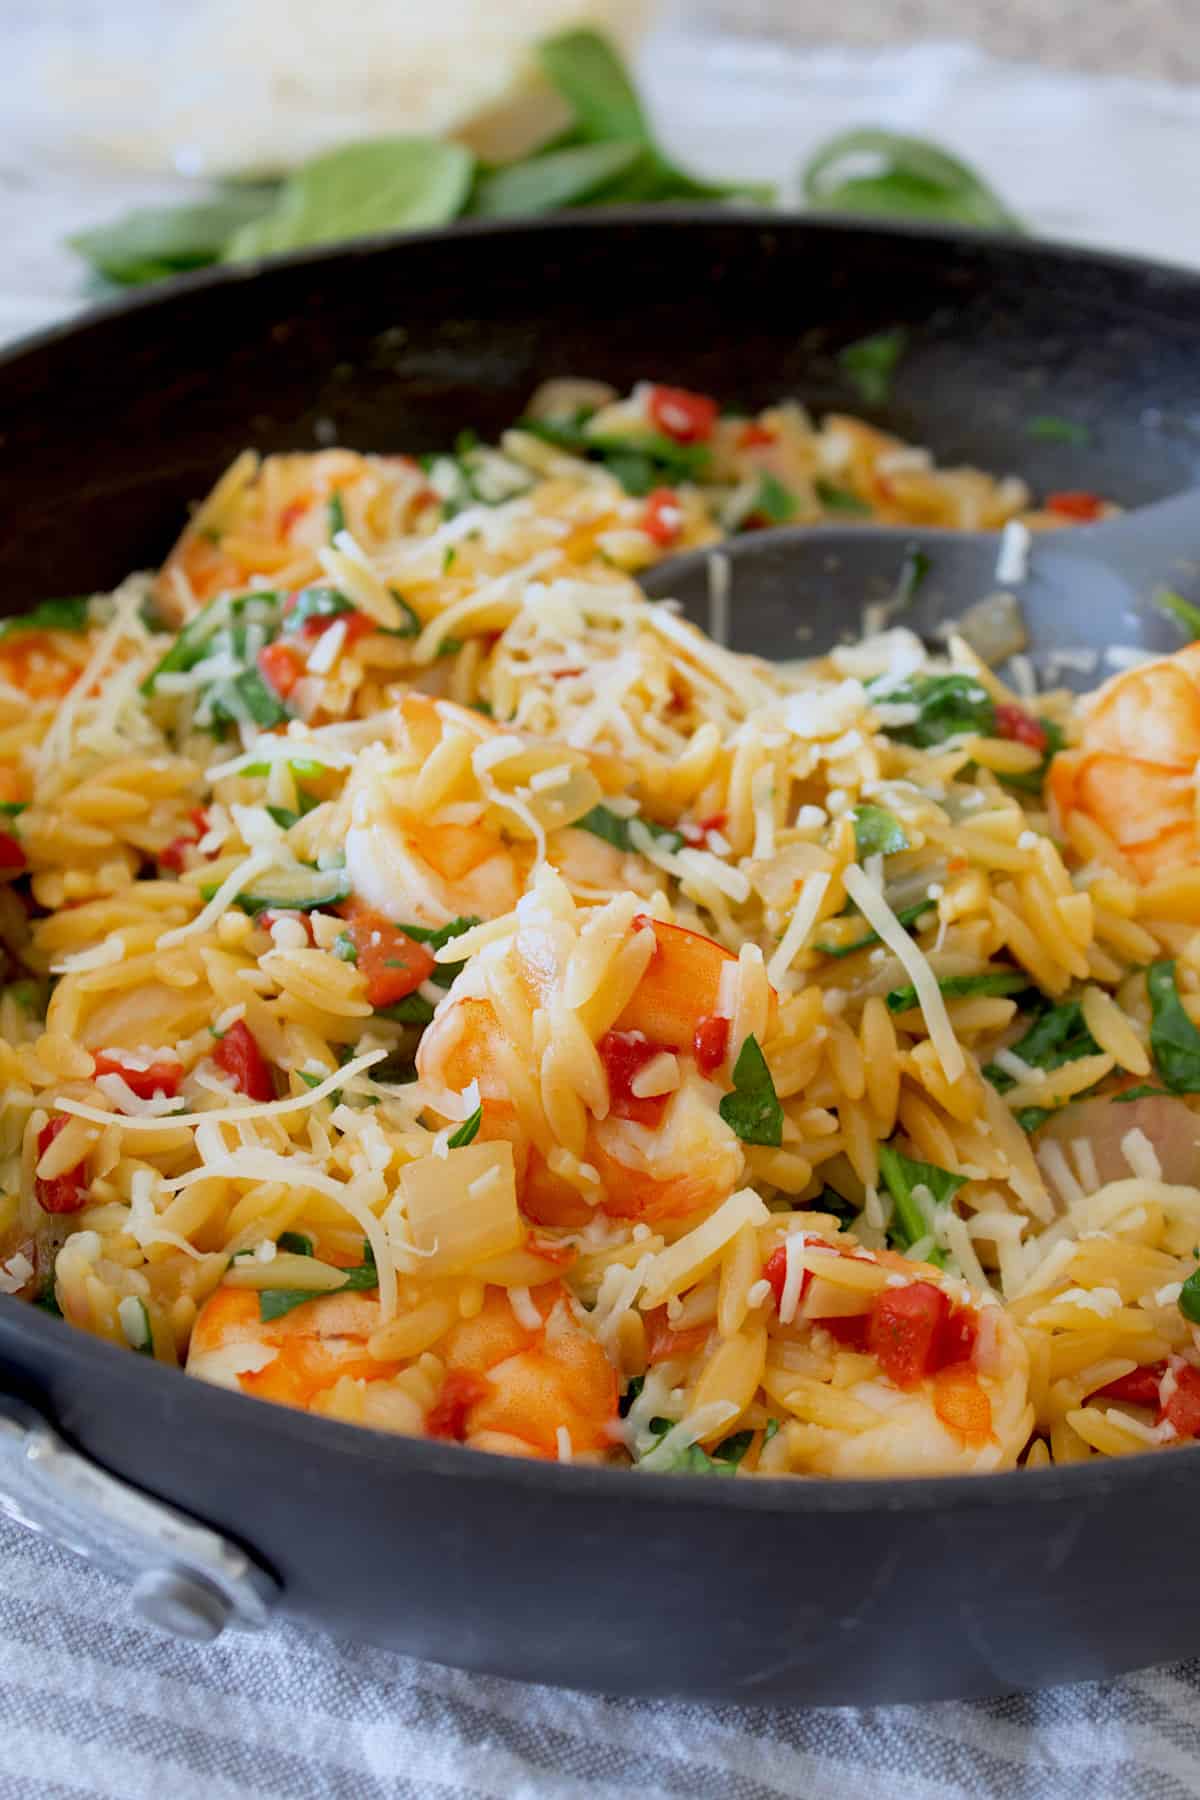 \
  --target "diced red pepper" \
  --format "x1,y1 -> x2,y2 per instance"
641,487 -> 683,547
35,1116 -> 88,1214
737,422 -> 777,449
336,901 -> 435,1009
426,1369 -> 491,1441
933,1304 -> 979,1370
1160,1363 -> 1200,1440
821,1313 -> 871,1351
0,830 -> 25,873
257,640 -> 306,699
763,1243 -> 813,1313
597,1029 -> 671,1128
1097,1361 -> 1166,1410
692,1015 -> 729,1076
213,1019 -> 275,1102
993,704 -> 1049,753
647,385 -> 718,445
868,1281 -> 950,1389
277,500 -> 311,538
93,1052 -> 183,1101
1046,491 -> 1104,522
